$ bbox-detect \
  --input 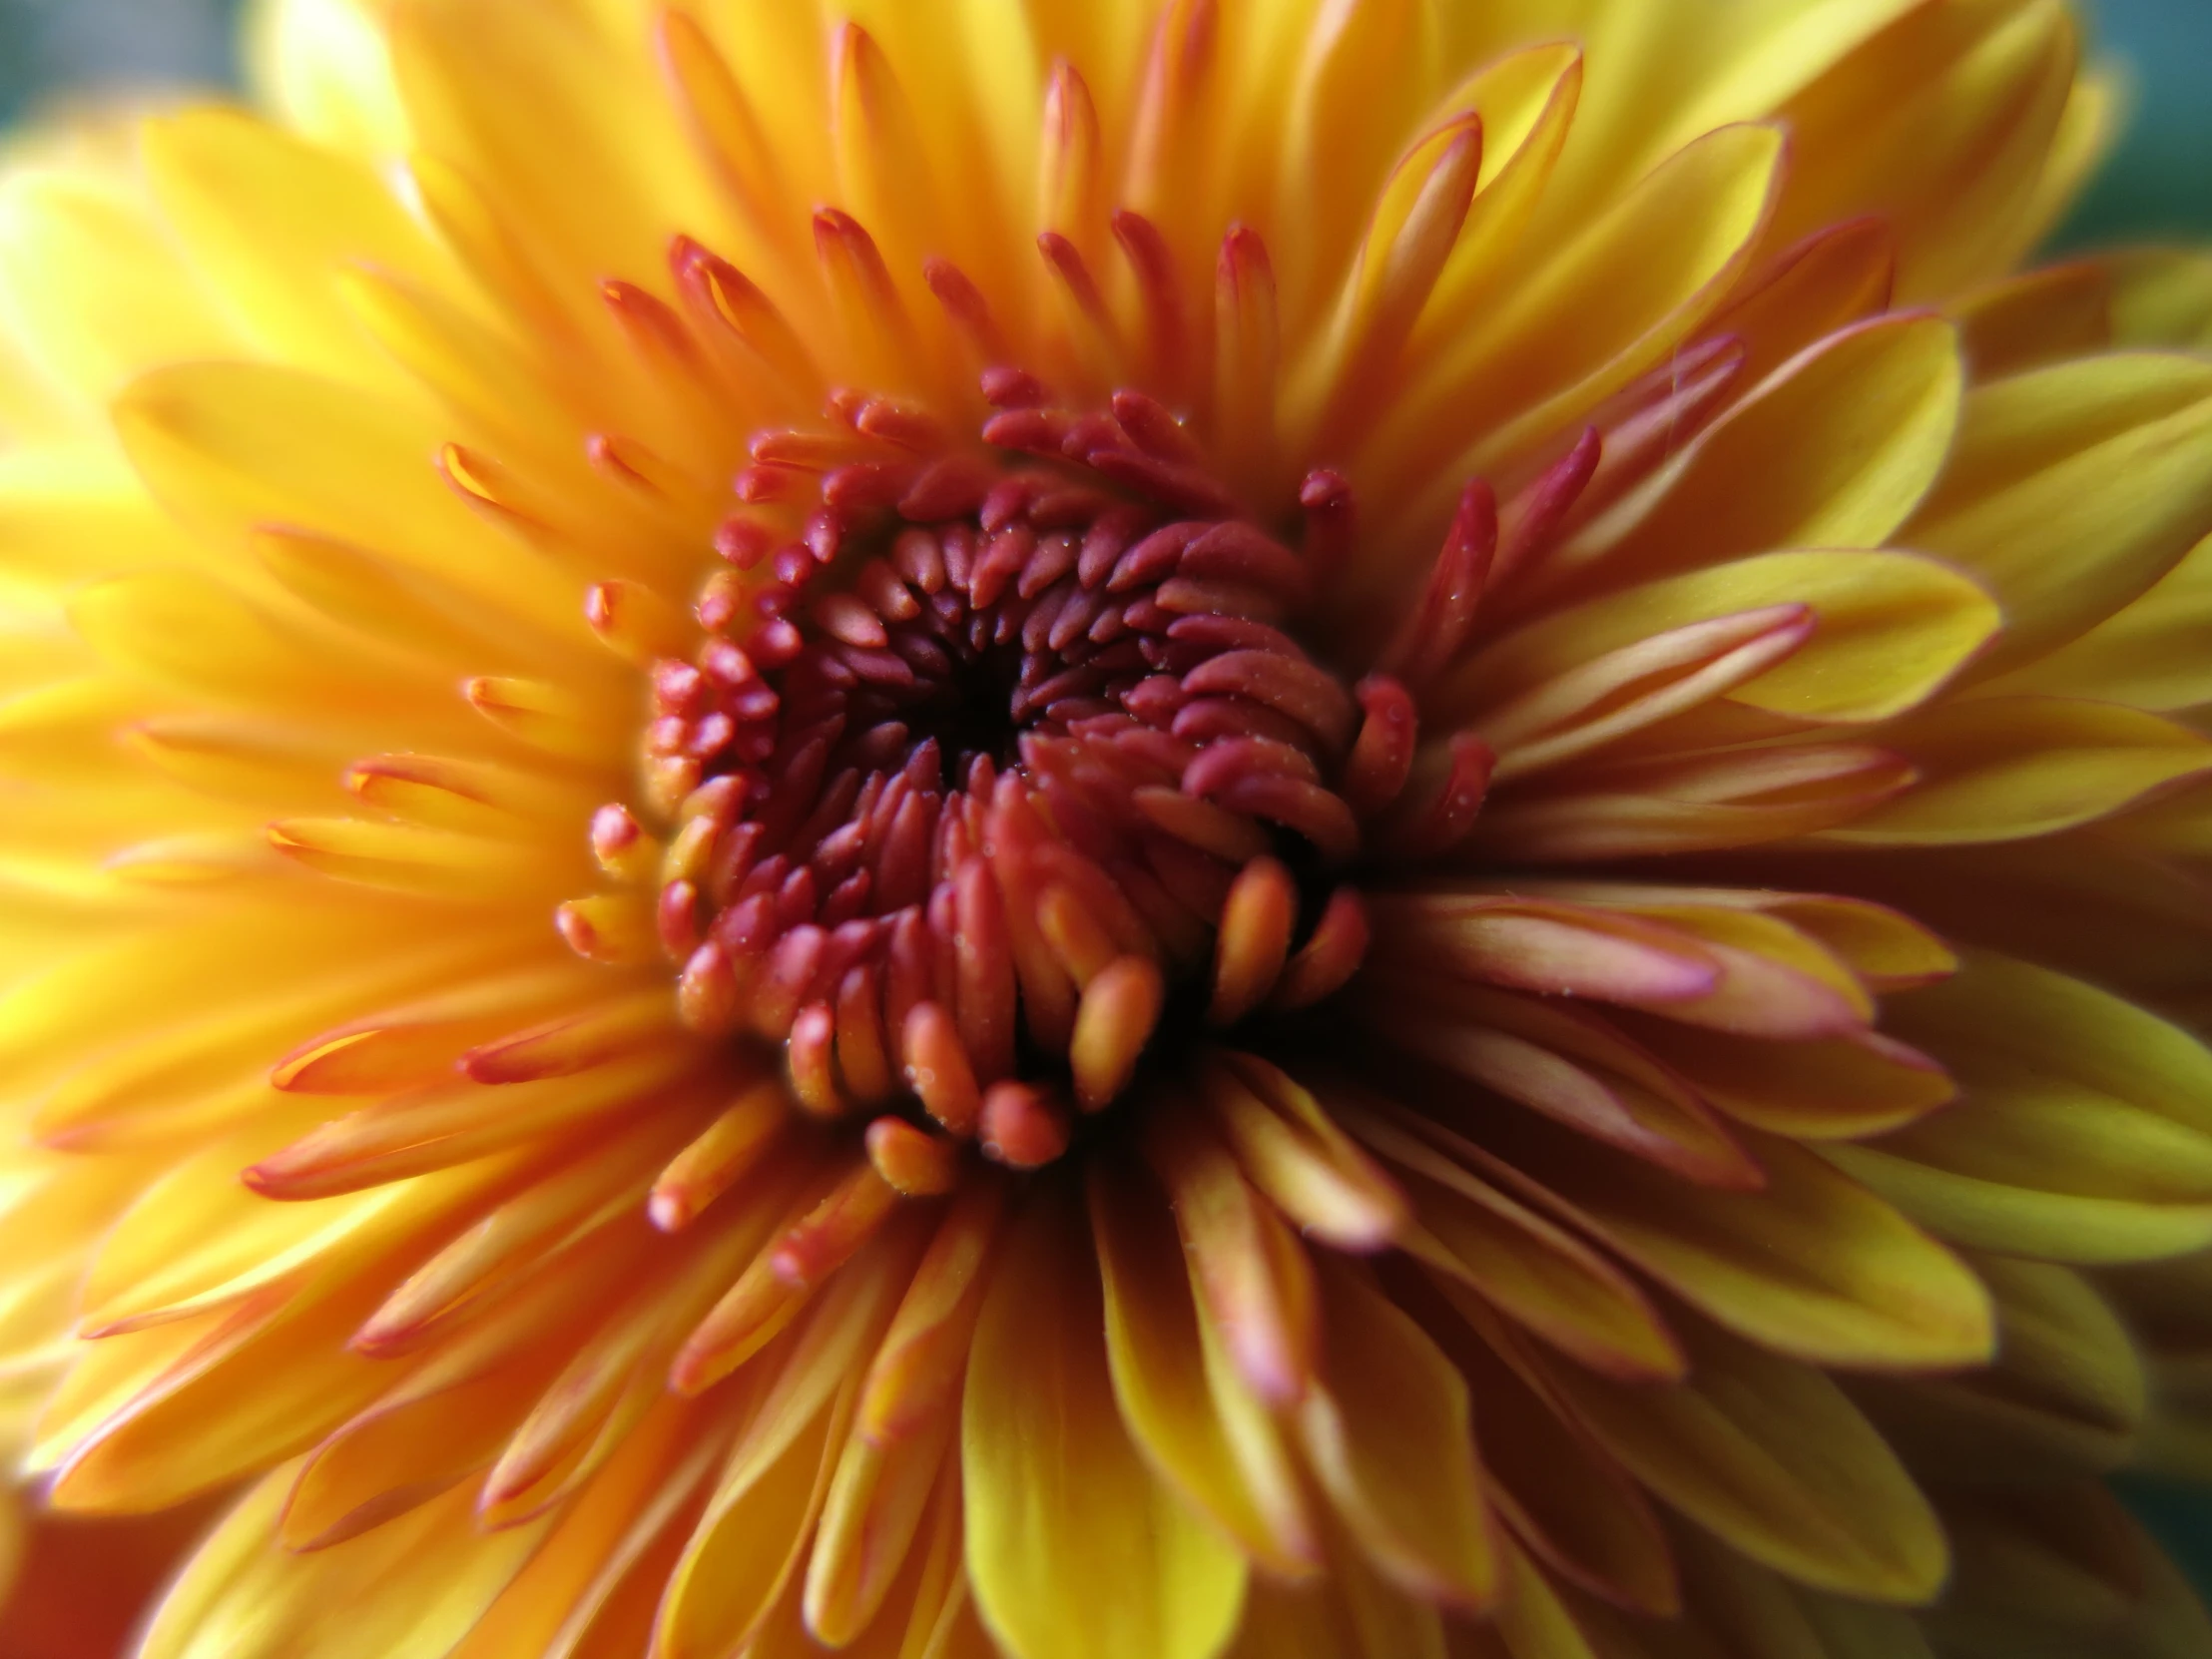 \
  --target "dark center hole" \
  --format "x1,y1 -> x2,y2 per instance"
893,635 -> 1033,784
